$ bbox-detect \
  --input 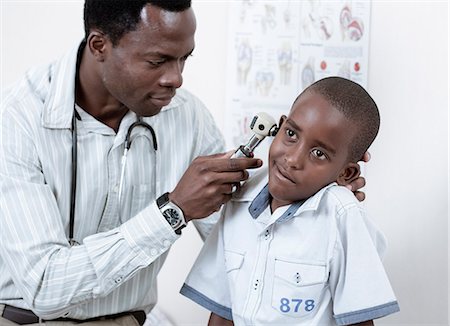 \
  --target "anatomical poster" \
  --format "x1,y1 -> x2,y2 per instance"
224,0 -> 371,151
